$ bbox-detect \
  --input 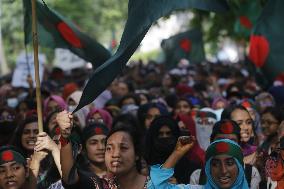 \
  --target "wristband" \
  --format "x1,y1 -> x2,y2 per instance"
59,136 -> 69,147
